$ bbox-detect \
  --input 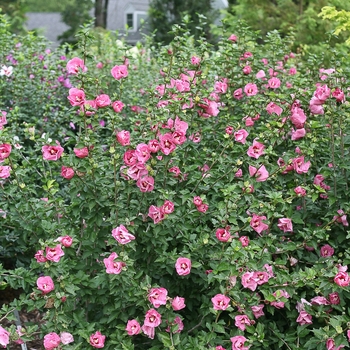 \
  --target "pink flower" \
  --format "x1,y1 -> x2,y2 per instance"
89,331 -> 106,348
244,83 -> 258,96
198,98 -> 220,117
141,325 -> 155,339
159,133 -> 177,155
126,320 -> 141,335
46,244 -> 65,262
34,250 -> 47,263
193,196 -> 203,206
61,166 -> 74,179
161,200 -> 174,214
0,111 -> 7,128
216,346 -> 226,350
197,203 -> 209,213
290,107 -> 307,128
241,272 -> 258,291
216,228 -> 232,242
148,287 -> 168,308
239,236 -> 249,247
112,225 -> 135,244
60,332 -> 74,345
112,100 -> 125,113
314,174 -> 325,186
0,166 -> 11,178
225,126 -> 233,135
247,139 -> 265,159
169,166 -> 181,177
127,162 -> 148,180
103,252 -> 124,274
215,81 -> 228,94
66,57 -> 87,75
314,84 -> 331,102
67,88 -> 85,106
332,88 -> 345,103
0,143 -> 11,161
136,175 -> 154,192
243,65 -> 252,74
235,315 -> 252,331
320,244 -> 334,257
296,311 -> 312,325
256,70 -> 266,79
172,296 -> 186,311
111,65 -> 128,80
116,130 -> 130,146
310,296 -> 329,305
249,165 -> 269,182
144,309 -> 162,327
43,332 -> 61,350
148,139 -> 160,153
251,304 -> 264,319
230,335 -> 249,350
74,147 -> 89,158
326,338 -> 345,350
148,205 -> 165,224
228,34 -> 238,42
277,218 -> 293,233
0,326 -> 10,348
211,294 -> 231,310
95,94 -> 111,108
333,210 -> 349,226
234,129 -> 249,144
37,276 -> 55,294
291,128 -> 306,140
334,272 -> 350,287
166,316 -> 184,334
271,290 -> 290,308
266,102 -> 282,116
235,169 -> 243,177
42,142 -> 64,161
191,56 -> 201,65
175,257 -> 191,276
233,88 -> 244,100
245,117 -> 254,127
250,214 -> 269,234
268,77 -> 281,89
328,292 -> 340,305
294,186 -> 306,197
293,156 -> 311,174
309,102 -> 324,115
254,271 -> 269,285
136,143 -> 151,163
